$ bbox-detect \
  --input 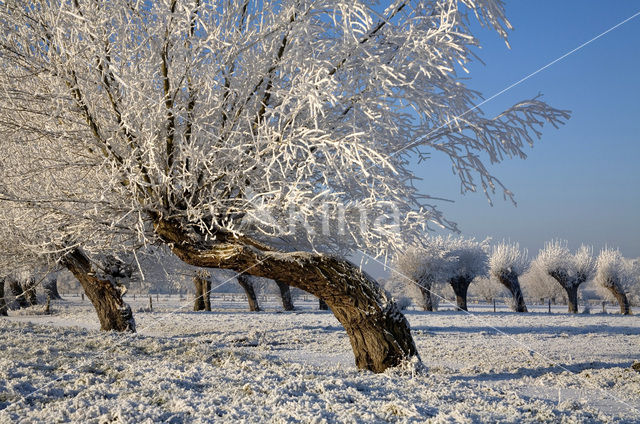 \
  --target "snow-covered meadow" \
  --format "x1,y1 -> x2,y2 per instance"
1,297 -> 639,423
